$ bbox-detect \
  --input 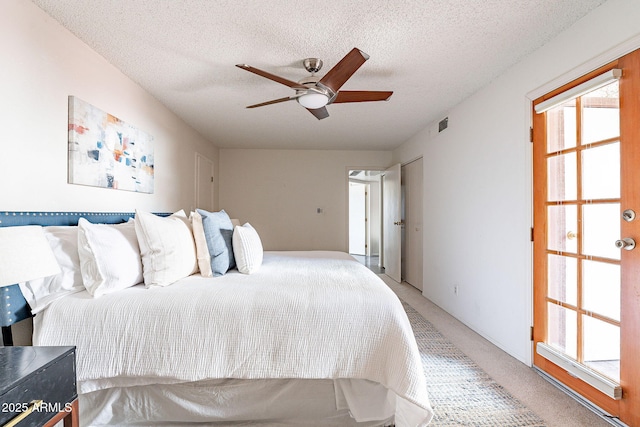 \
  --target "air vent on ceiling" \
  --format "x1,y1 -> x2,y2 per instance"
439,117 -> 448,132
